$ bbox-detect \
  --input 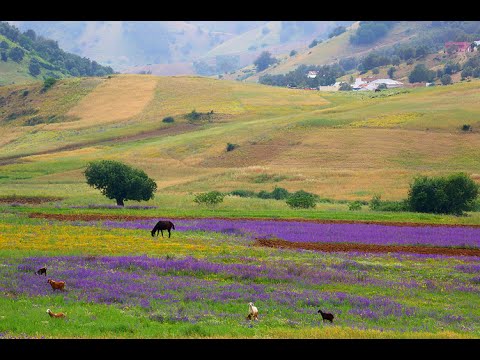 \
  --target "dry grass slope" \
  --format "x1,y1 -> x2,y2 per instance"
65,74 -> 159,129
0,75 -> 480,202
